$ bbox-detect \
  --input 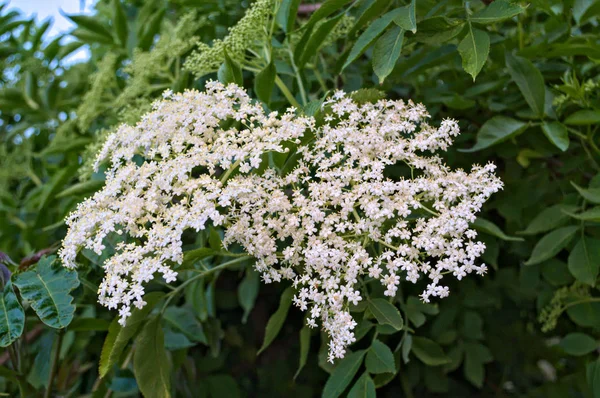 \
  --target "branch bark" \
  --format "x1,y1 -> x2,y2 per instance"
298,4 -> 321,15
